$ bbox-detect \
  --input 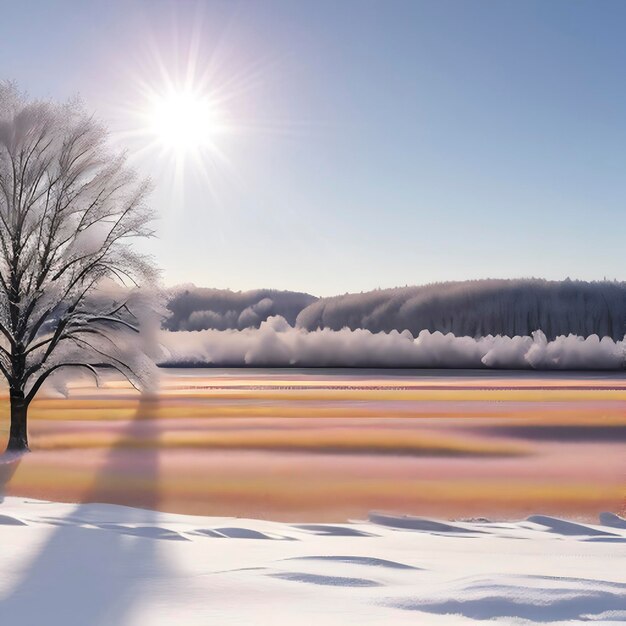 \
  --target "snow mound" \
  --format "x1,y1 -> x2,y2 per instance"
369,512 -> 485,534
387,575 -> 626,622
96,523 -> 189,541
209,527 -> 292,540
269,571 -> 382,587
283,555 -> 420,569
0,514 -> 26,526
292,524 -> 377,537
526,515 -> 618,537
599,511 -> 626,529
